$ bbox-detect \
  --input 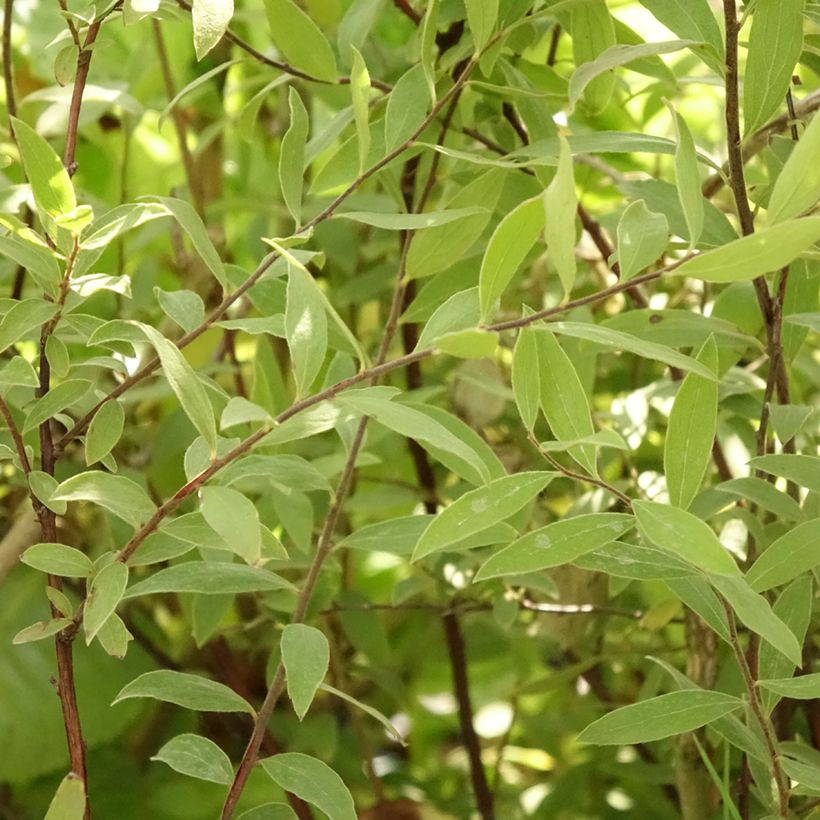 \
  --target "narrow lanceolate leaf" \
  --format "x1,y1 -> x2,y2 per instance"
465,0 -> 498,50
749,454 -> 820,492
279,88 -> 308,227
674,218 -> 820,282
136,322 -> 217,454
479,195 -> 543,320
84,561 -> 129,645
23,380 -> 91,434
152,734 -> 234,784
384,64 -> 429,152
52,471 -> 156,527
758,673 -> 820,700
512,328 -> 540,431
578,690 -> 742,745
769,112 -> 820,223
420,0 -> 438,101
319,683 -> 406,745
260,754 -> 356,820
475,513 -> 635,581
637,0 -> 723,69
0,299 -> 58,352
634,501 -> 739,575
13,618 -> 73,644
745,519 -> 820,592
349,48 -> 370,173
543,136 -> 577,296
21,542 -> 94,578
535,329 -> 596,475
412,472 -> 555,561
113,670 -> 255,714
85,399 -> 125,465
123,562 -> 292,598
669,105 -> 704,249
716,477 -> 804,523
570,0 -> 616,114
264,0 -> 338,82
616,200 -> 668,281
200,486 -> 261,564
285,264 -> 327,397
281,624 -> 329,720
664,336 -> 718,509
44,775 -> 85,820
192,0 -> 234,60
11,117 -> 75,217
743,0 -> 803,134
